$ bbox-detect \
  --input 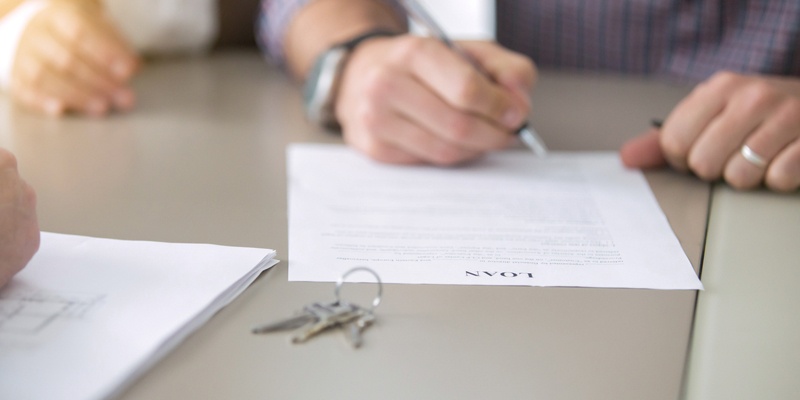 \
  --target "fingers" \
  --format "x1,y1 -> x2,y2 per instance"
340,67 -> 486,165
659,72 -> 735,172
0,148 -> 19,178
765,139 -> 800,191
345,109 -> 482,166
47,6 -> 138,81
659,71 -> 800,191
0,147 -> 38,229
395,36 -> 528,130
685,79 -> 777,180
9,2 -> 139,117
387,73 -> 514,152
0,148 -> 40,287
14,42 -> 109,116
337,36 -> 530,165
723,98 -> 800,190
619,128 -> 666,169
